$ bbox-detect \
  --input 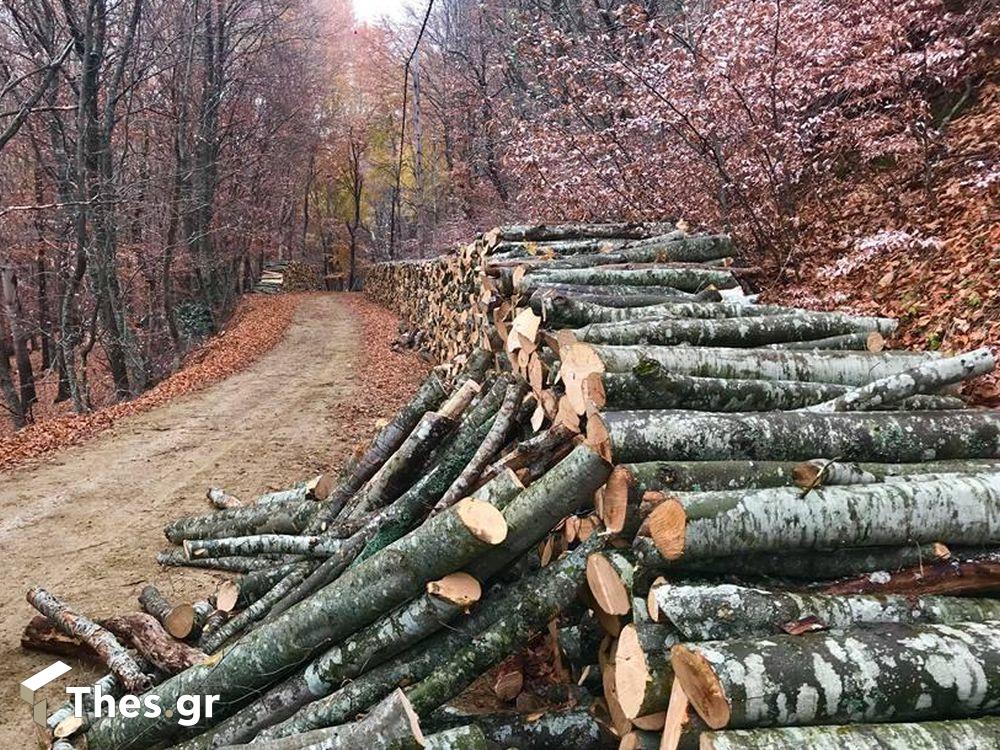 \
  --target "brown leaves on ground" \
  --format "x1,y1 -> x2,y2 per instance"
765,82 -> 1000,405
0,293 -> 310,473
